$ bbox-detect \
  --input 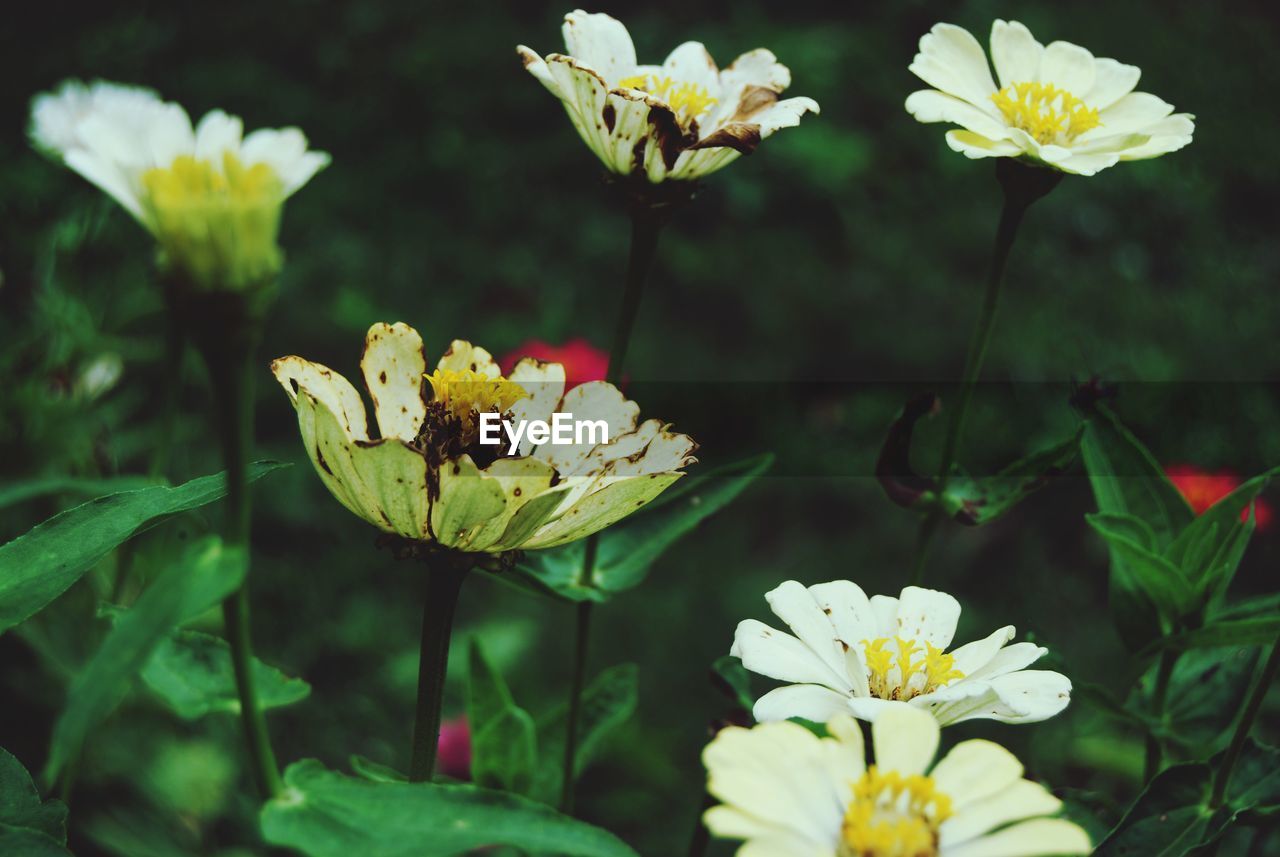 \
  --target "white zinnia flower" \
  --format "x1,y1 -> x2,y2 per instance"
732,581 -> 1071,726
518,10 -> 819,183
29,79 -> 330,291
703,706 -> 1092,857
905,20 -> 1194,176
272,322 -> 697,553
